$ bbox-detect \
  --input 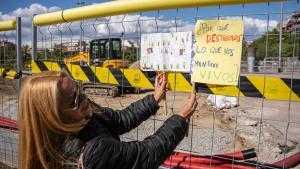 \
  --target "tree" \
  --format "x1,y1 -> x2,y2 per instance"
22,44 -> 32,69
241,38 -> 248,61
253,28 -> 298,61
124,49 -> 137,62
0,42 -> 16,69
